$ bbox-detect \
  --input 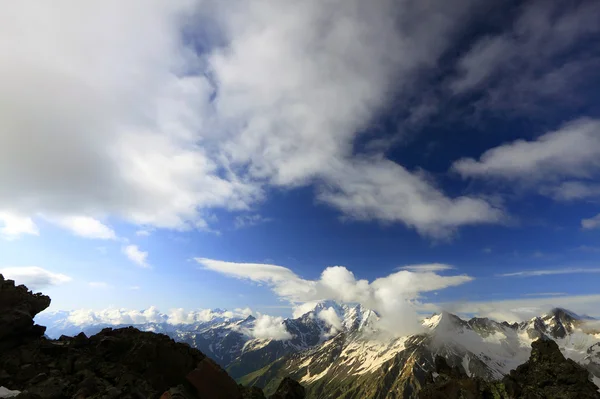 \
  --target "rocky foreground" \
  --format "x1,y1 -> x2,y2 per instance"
1,273 -> 599,399
0,274 -> 305,399
419,338 -> 600,398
